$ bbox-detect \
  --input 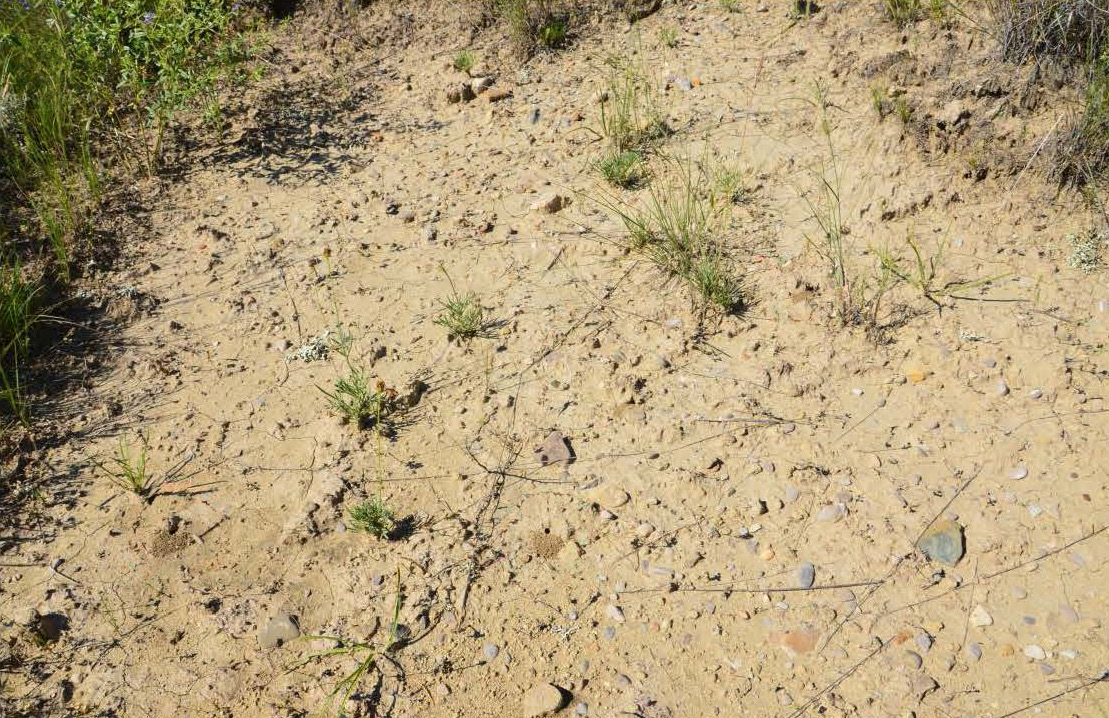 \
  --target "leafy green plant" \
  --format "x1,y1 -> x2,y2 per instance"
318,331 -> 394,430
453,50 -> 475,73
348,497 -> 396,539
597,150 -> 648,188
